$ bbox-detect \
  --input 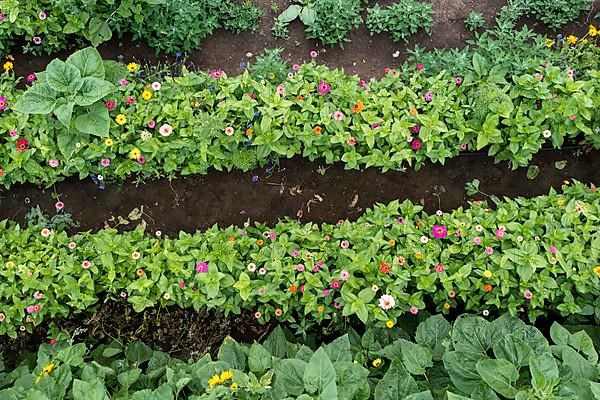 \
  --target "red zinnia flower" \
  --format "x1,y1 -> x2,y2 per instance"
411,138 -> 422,151
379,262 -> 391,274
16,138 -> 29,152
